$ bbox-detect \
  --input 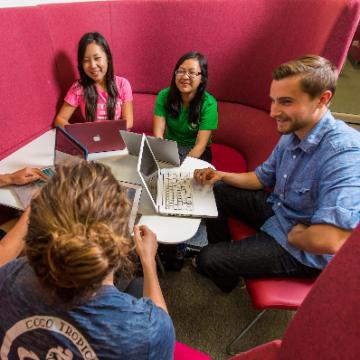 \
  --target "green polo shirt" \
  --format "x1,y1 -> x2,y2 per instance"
154,87 -> 218,147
